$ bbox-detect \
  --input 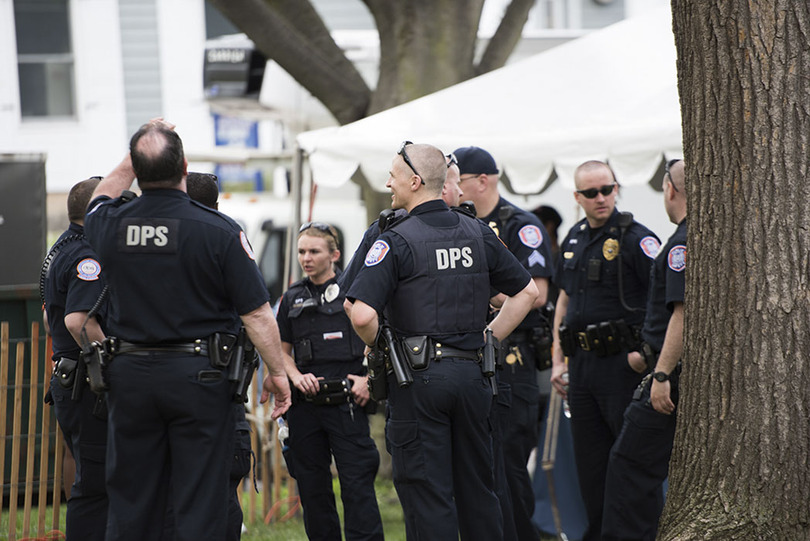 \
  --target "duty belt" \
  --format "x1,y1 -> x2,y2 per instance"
433,343 -> 481,361
110,339 -> 208,356
560,319 -> 640,357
